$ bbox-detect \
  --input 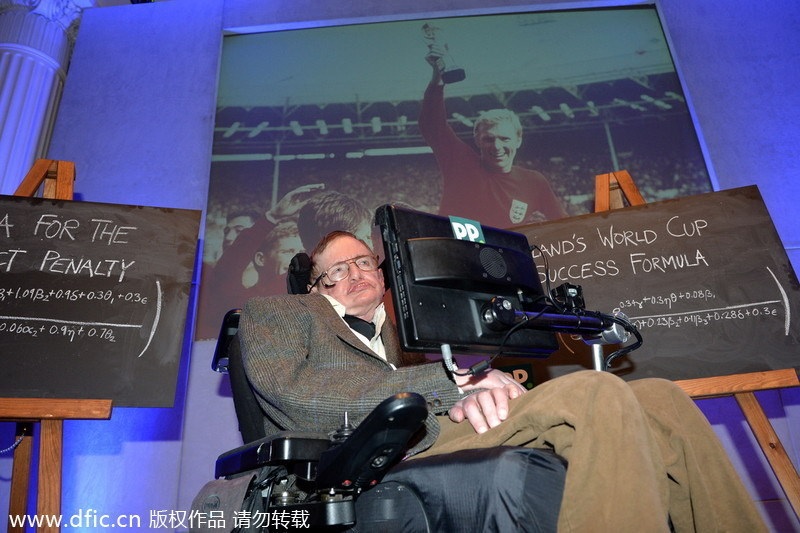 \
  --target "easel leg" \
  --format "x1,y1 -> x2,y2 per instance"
8,422 -> 33,533
37,419 -> 63,533
735,392 -> 800,519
